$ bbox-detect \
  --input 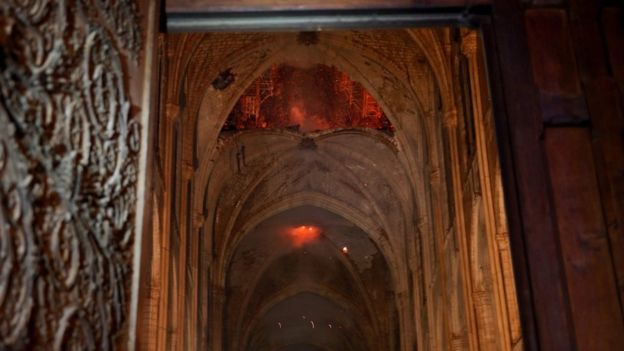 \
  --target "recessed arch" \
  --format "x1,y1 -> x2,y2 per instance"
237,283 -> 379,351
220,200 -> 405,351
241,292 -> 376,351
